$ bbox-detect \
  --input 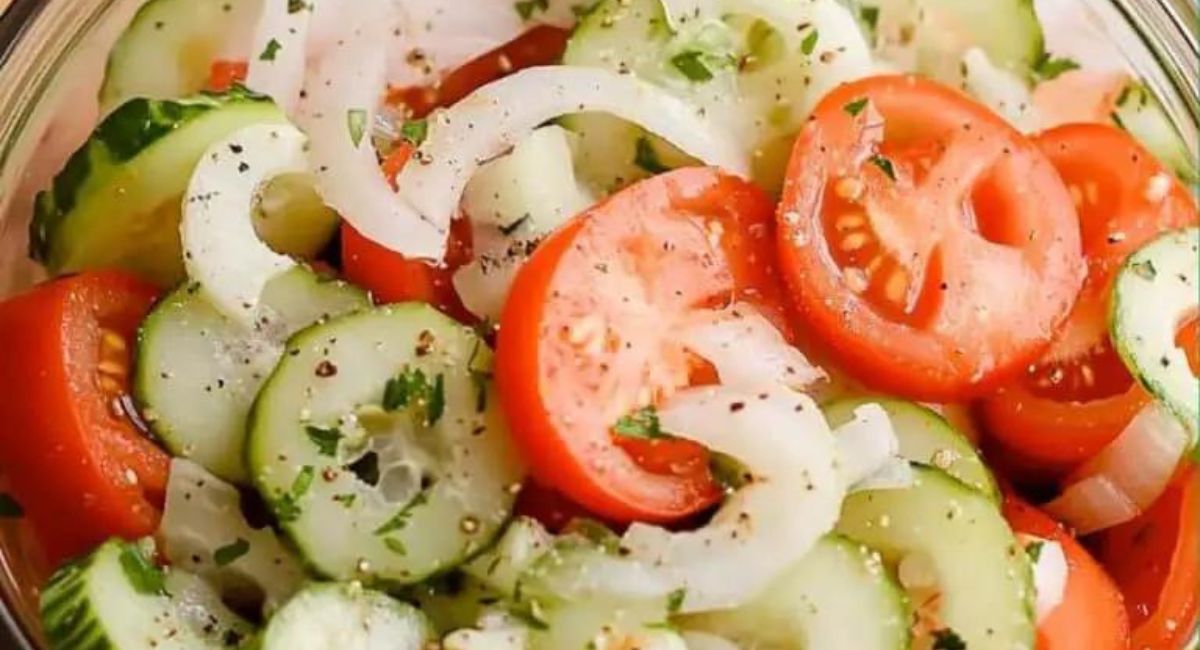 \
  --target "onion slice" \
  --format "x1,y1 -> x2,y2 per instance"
1022,536 -> 1068,623
394,65 -> 751,259
682,303 -> 826,392
246,0 -> 318,113
181,123 -> 304,325
1046,401 -> 1189,534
